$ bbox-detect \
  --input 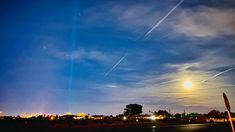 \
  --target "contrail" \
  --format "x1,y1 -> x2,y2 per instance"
201,68 -> 235,83
143,0 -> 184,38
104,0 -> 184,76
159,79 -> 182,85
104,54 -> 127,77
